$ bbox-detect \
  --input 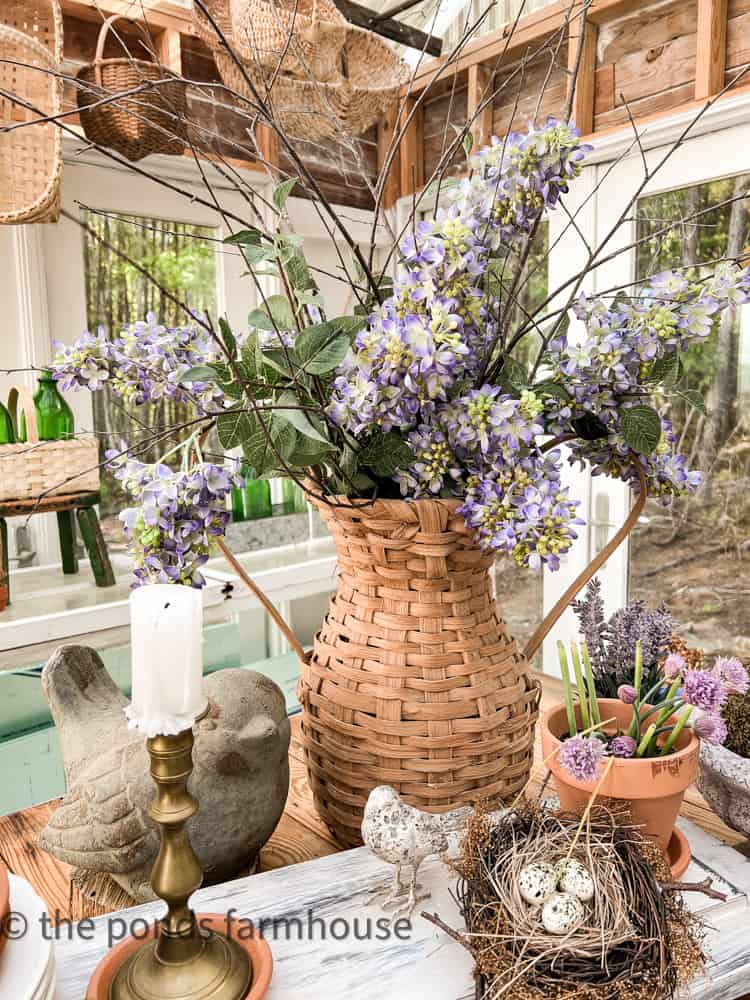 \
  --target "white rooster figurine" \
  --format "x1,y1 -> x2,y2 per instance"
362,785 -> 472,919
